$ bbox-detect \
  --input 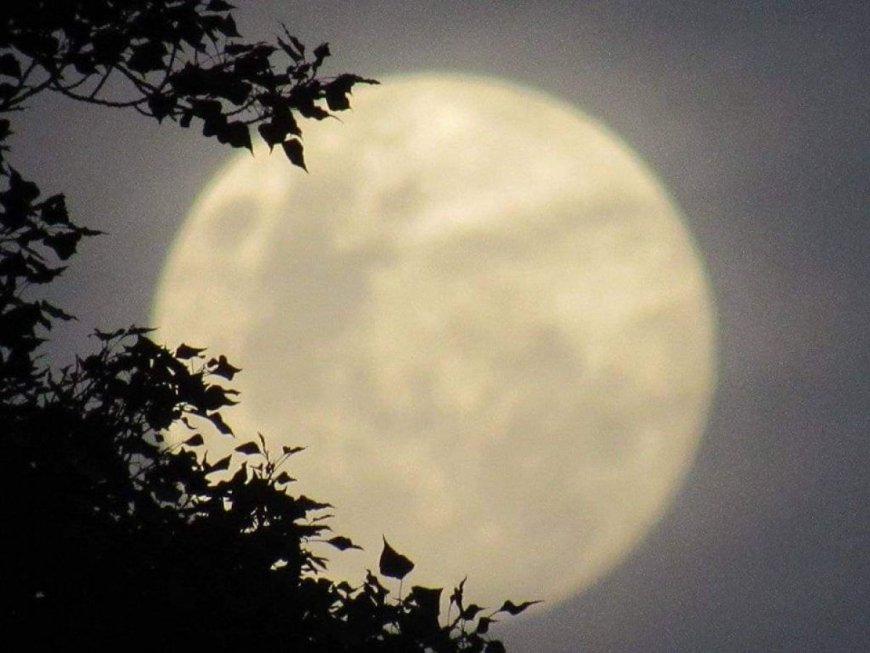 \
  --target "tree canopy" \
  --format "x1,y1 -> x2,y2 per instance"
1,1 -> 532,649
